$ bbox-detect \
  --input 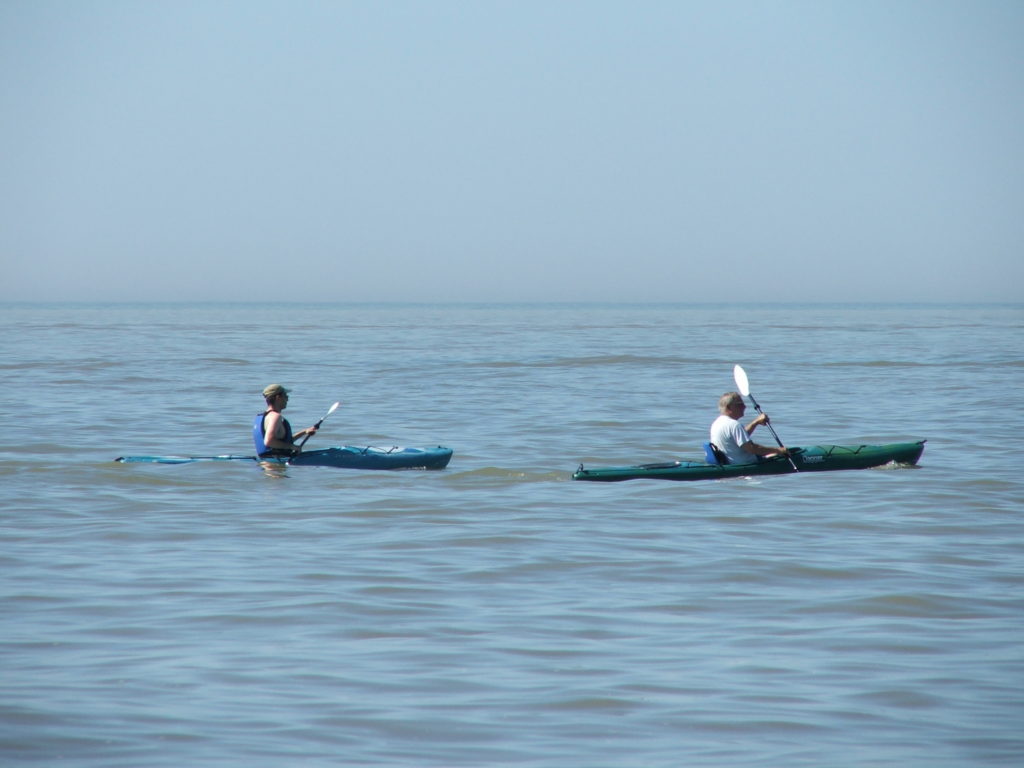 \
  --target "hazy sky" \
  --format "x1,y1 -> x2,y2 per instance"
2,1 -> 1022,303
